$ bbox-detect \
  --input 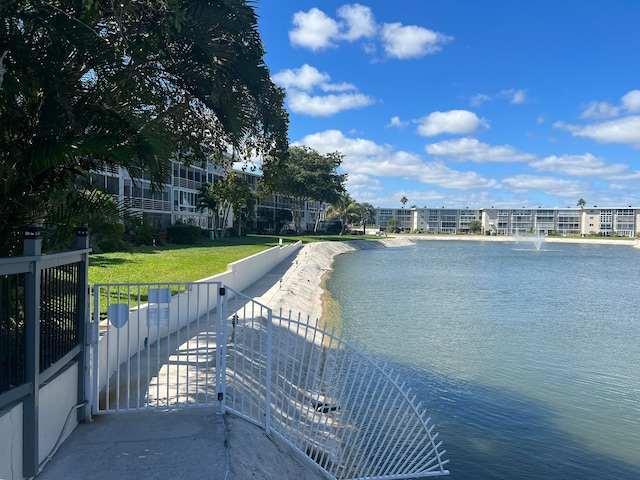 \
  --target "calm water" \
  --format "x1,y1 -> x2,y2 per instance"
325,240 -> 640,479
